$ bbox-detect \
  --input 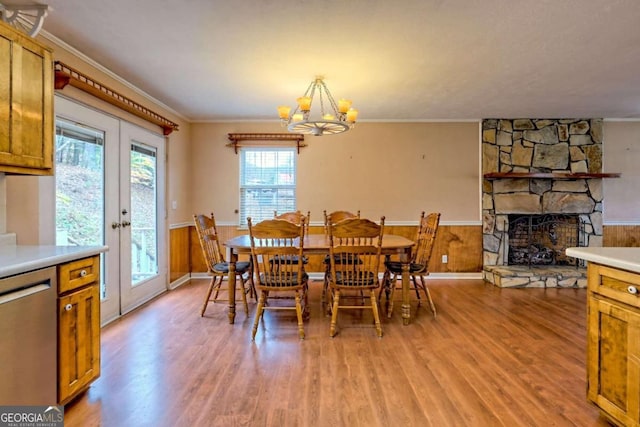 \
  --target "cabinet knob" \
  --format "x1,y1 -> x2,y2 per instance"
64,303 -> 72,311
628,285 -> 638,295
80,269 -> 88,277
